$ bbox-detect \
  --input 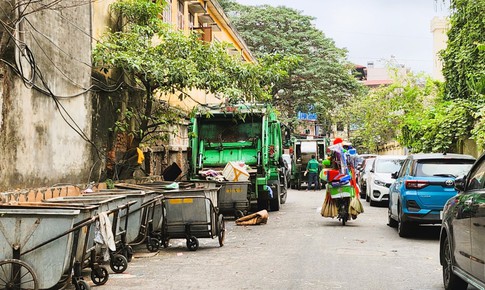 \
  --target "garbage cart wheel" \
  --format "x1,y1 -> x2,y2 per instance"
76,279 -> 90,290
110,254 -> 128,273
235,210 -> 244,219
218,215 -> 226,247
146,237 -> 160,252
0,259 -> 39,290
124,245 -> 134,262
186,236 -> 199,251
162,238 -> 169,248
91,266 -> 109,286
